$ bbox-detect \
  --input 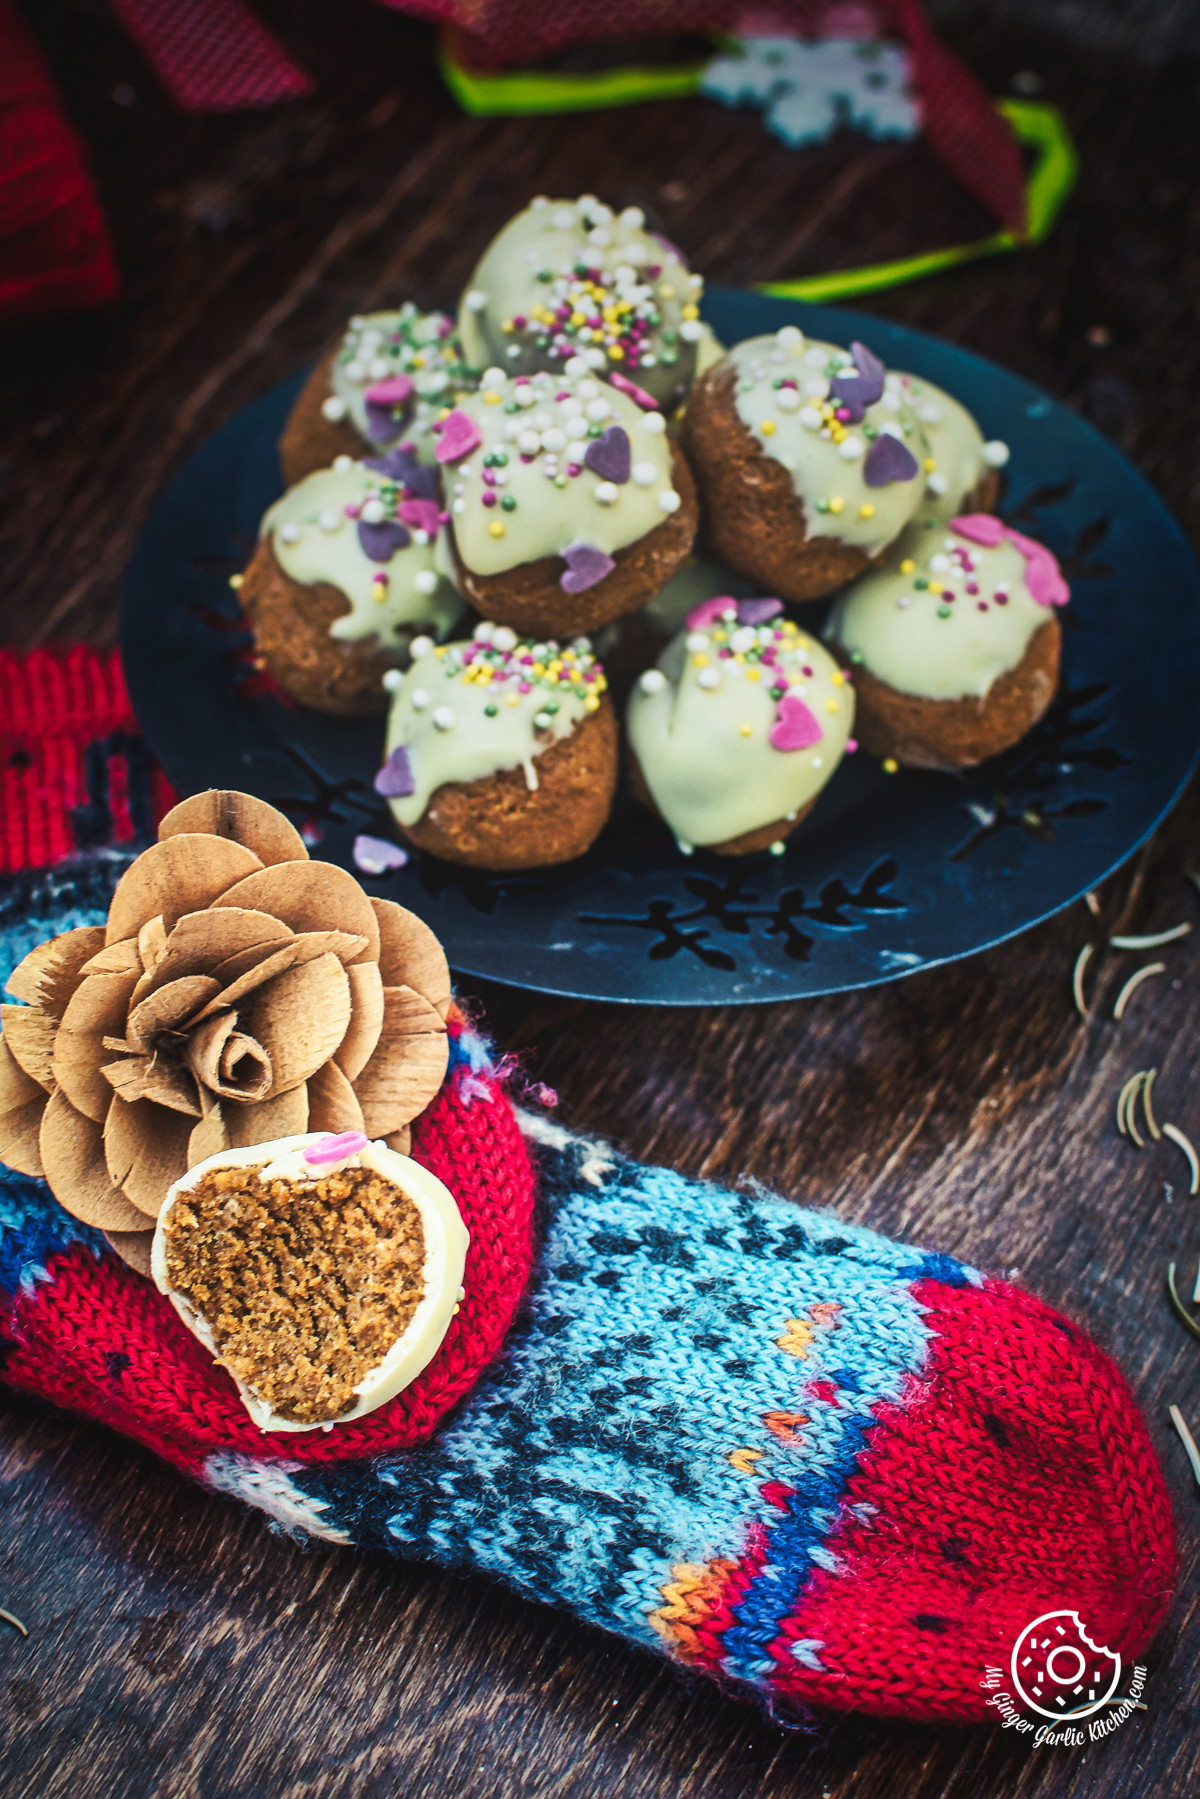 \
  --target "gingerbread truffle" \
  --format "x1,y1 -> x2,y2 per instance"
153,1130 -> 468,1431
825,514 -> 1069,770
241,450 -> 464,714
457,194 -> 706,410
626,597 -> 856,855
378,624 -> 617,869
279,306 -> 477,487
683,327 -> 930,602
439,363 -> 696,638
